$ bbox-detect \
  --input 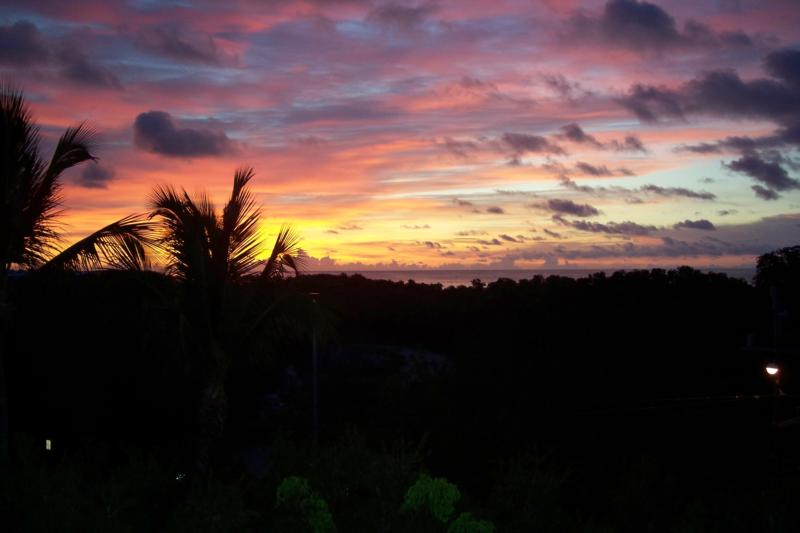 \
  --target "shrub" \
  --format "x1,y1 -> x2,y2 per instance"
275,476 -> 336,533
401,473 -> 460,523
447,512 -> 495,533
